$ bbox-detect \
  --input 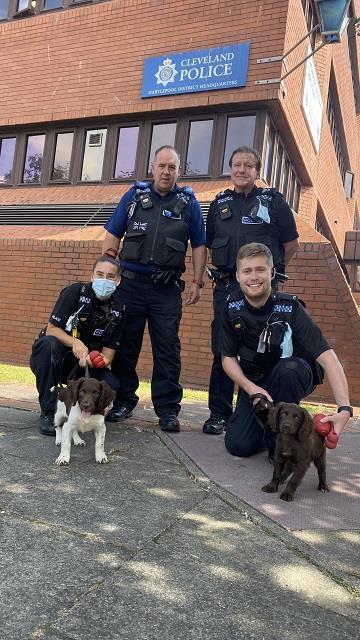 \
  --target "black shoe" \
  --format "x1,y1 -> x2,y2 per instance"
203,417 -> 226,435
159,414 -> 180,433
39,411 -> 55,436
106,405 -> 133,423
